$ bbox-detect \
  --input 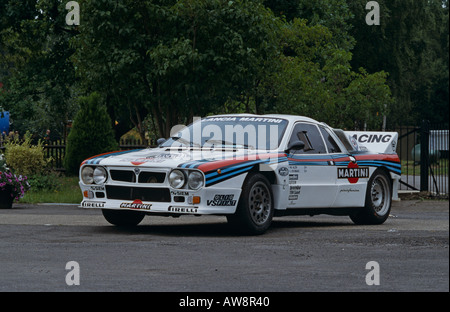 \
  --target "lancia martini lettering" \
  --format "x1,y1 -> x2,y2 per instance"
79,114 -> 401,235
